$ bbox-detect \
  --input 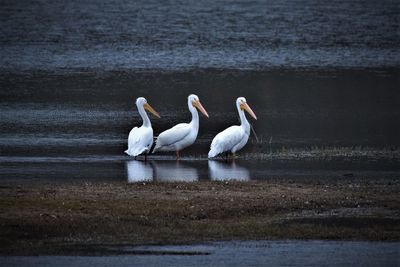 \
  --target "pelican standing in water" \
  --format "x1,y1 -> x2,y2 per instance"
153,94 -> 209,159
125,97 -> 160,160
208,97 -> 257,158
